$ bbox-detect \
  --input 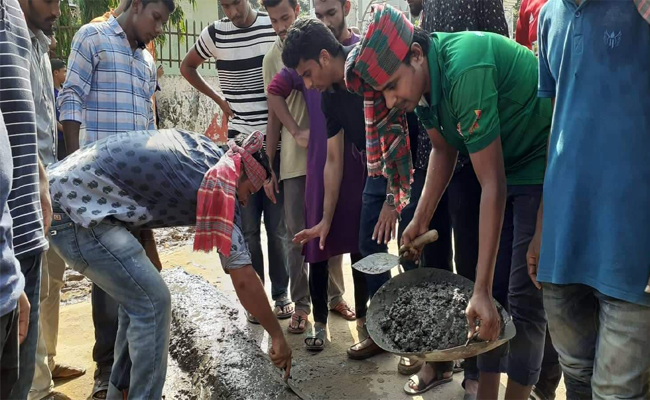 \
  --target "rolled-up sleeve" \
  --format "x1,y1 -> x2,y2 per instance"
58,26 -> 95,123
